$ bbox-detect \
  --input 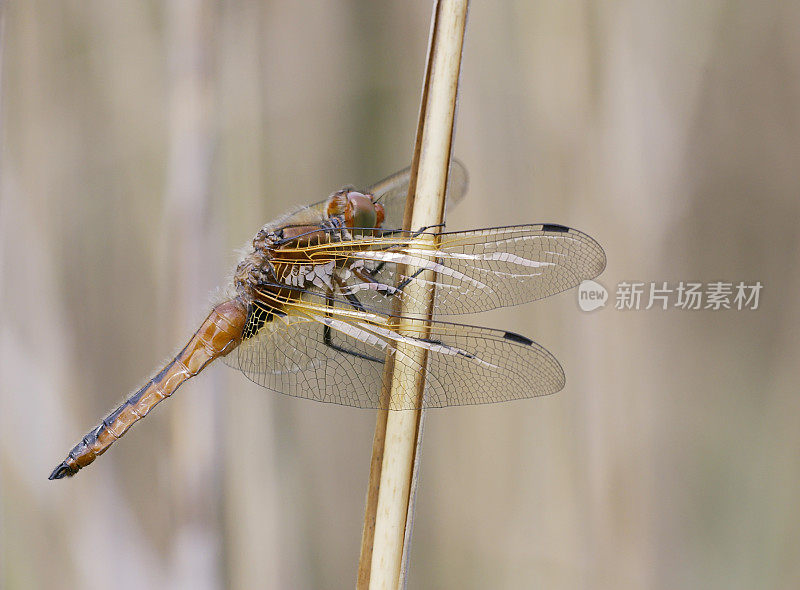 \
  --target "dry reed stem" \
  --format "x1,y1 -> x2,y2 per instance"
358,2 -> 469,588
